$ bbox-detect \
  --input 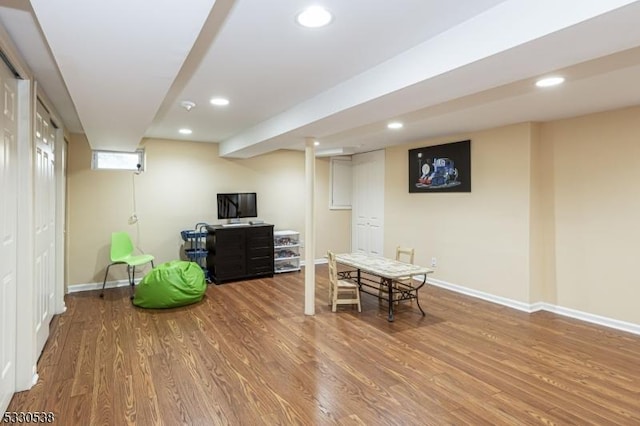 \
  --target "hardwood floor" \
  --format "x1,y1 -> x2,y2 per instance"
8,265 -> 640,425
